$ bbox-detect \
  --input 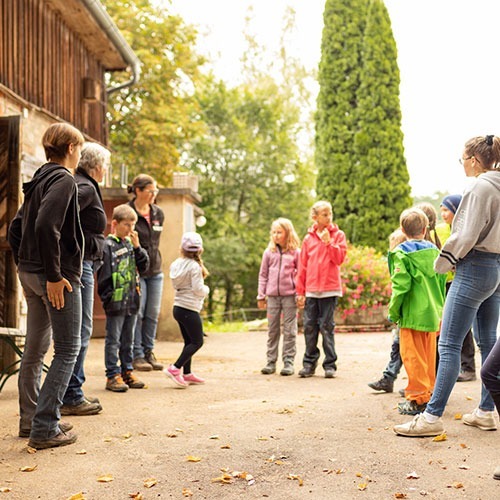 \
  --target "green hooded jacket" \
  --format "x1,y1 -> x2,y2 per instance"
388,240 -> 446,332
